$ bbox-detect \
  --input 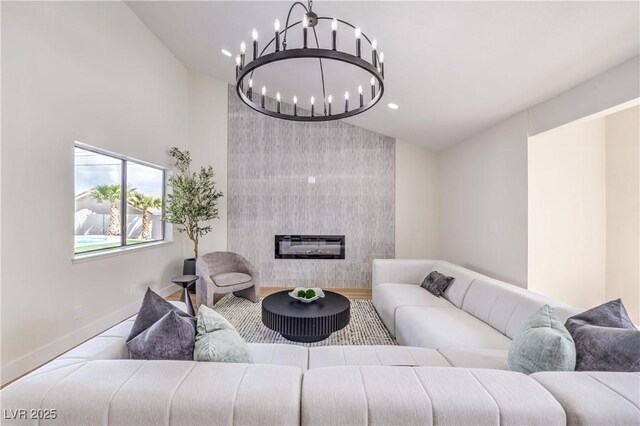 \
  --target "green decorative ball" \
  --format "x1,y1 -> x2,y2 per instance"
297,290 -> 307,298
305,289 -> 316,299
